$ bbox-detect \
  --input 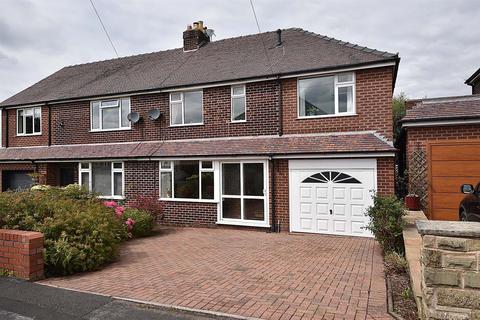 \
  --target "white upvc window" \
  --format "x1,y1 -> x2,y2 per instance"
231,85 -> 246,122
91,98 -> 131,131
17,107 -> 41,135
159,160 -> 216,202
169,91 -> 203,126
79,162 -> 124,199
298,72 -> 355,118
218,160 -> 269,227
